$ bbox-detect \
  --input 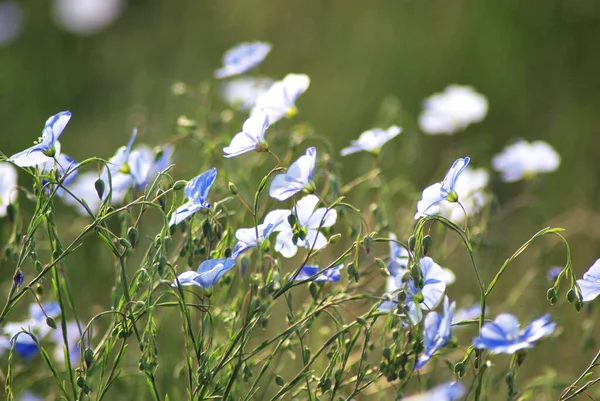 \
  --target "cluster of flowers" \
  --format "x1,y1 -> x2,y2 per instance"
0,41 -> 588,400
